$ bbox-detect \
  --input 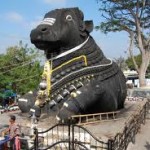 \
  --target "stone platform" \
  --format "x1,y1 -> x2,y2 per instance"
0,100 -> 147,134
0,99 -> 149,150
